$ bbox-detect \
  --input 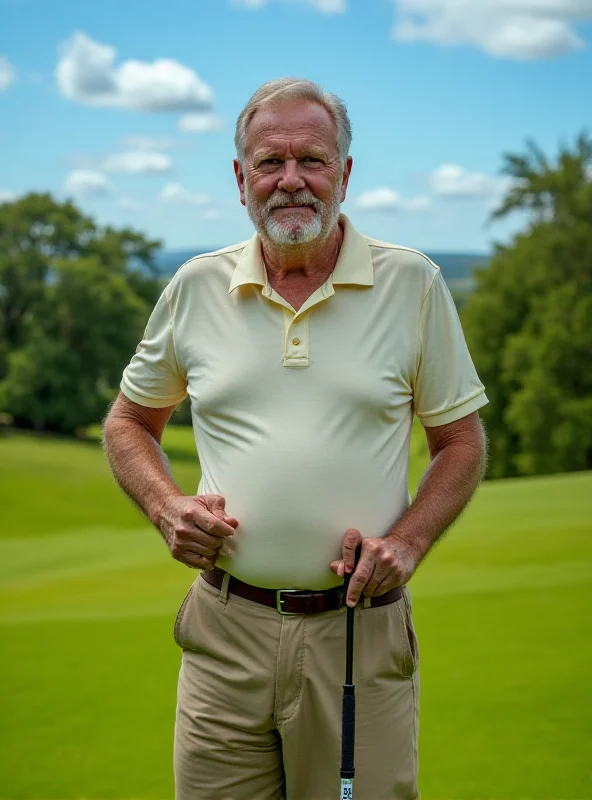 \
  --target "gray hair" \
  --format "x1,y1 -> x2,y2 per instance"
234,78 -> 352,165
